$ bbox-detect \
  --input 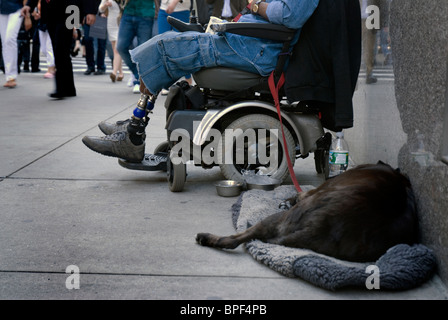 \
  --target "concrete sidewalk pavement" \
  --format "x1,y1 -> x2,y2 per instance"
0,71 -> 447,300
